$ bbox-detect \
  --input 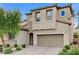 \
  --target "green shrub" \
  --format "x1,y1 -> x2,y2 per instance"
6,44 -> 10,47
16,47 -> 21,51
64,45 -> 70,50
14,44 -> 18,47
22,44 -> 26,48
0,45 -> 2,47
3,47 -> 13,54
68,48 -> 79,55
0,47 -> 3,52
73,32 -> 79,38
70,43 -> 72,46
0,45 -> 3,52
0,48 -> 2,52
73,34 -> 78,38
62,48 -> 68,53
58,51 -> 67,55
59,47 -> 79,55
58,48 -> 68,55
